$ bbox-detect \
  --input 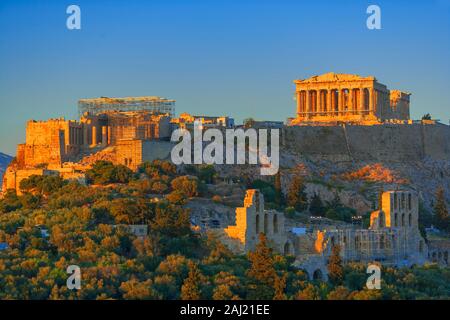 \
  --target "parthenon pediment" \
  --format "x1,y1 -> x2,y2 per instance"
295,72 -> 376,84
